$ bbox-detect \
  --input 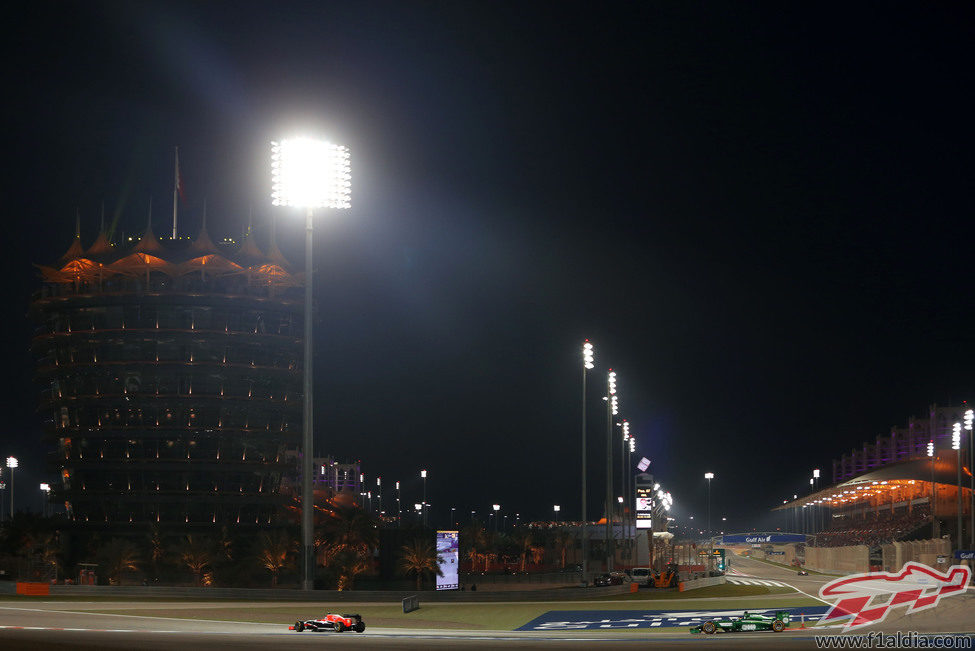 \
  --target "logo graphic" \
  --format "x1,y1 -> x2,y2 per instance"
818,562 -> 971,631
